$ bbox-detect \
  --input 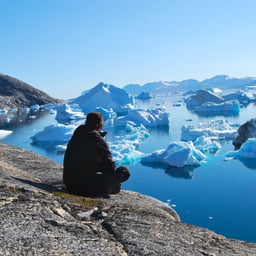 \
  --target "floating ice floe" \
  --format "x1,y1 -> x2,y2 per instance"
30,104 -> 40,112
181,119 -> 238,141
106,122 -> 150,165
0,109 -> 8,115
172,101 -> 184,107
21,107 -> 30,113
72,82 -> 134,115
114,107 -> 169,127
141,141 -> 206,168
193,136 -> 221,154
0,130 -> 13,139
